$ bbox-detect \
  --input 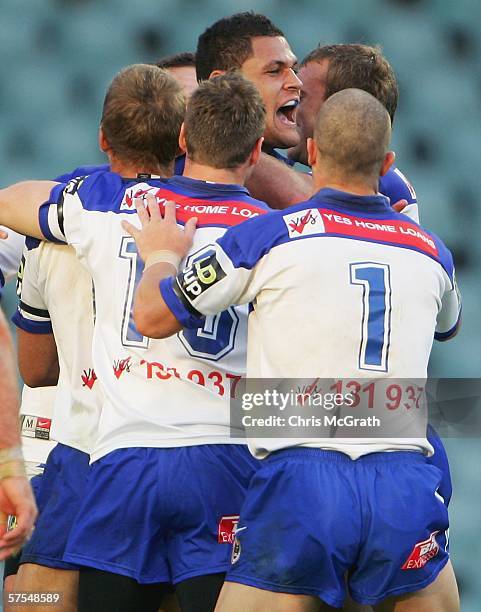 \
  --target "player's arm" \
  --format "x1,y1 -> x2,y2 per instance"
17,329 -> 59,387
245,153 -> 313,209
0,309 -> 21,446
0,181 -> 58,239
